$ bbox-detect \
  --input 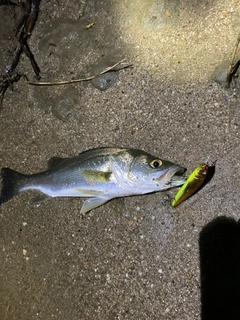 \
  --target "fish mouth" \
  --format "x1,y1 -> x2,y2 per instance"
165,165 -> 187,187
170,166 -> 187,180
150,165 -> 186,189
